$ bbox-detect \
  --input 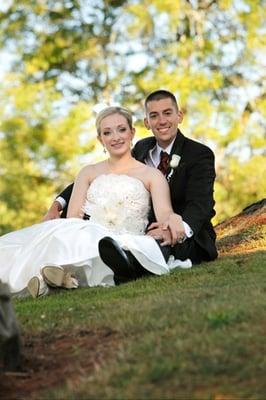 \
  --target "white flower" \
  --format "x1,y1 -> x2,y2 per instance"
167,154 -> 181,182
170,154 -> 181,168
